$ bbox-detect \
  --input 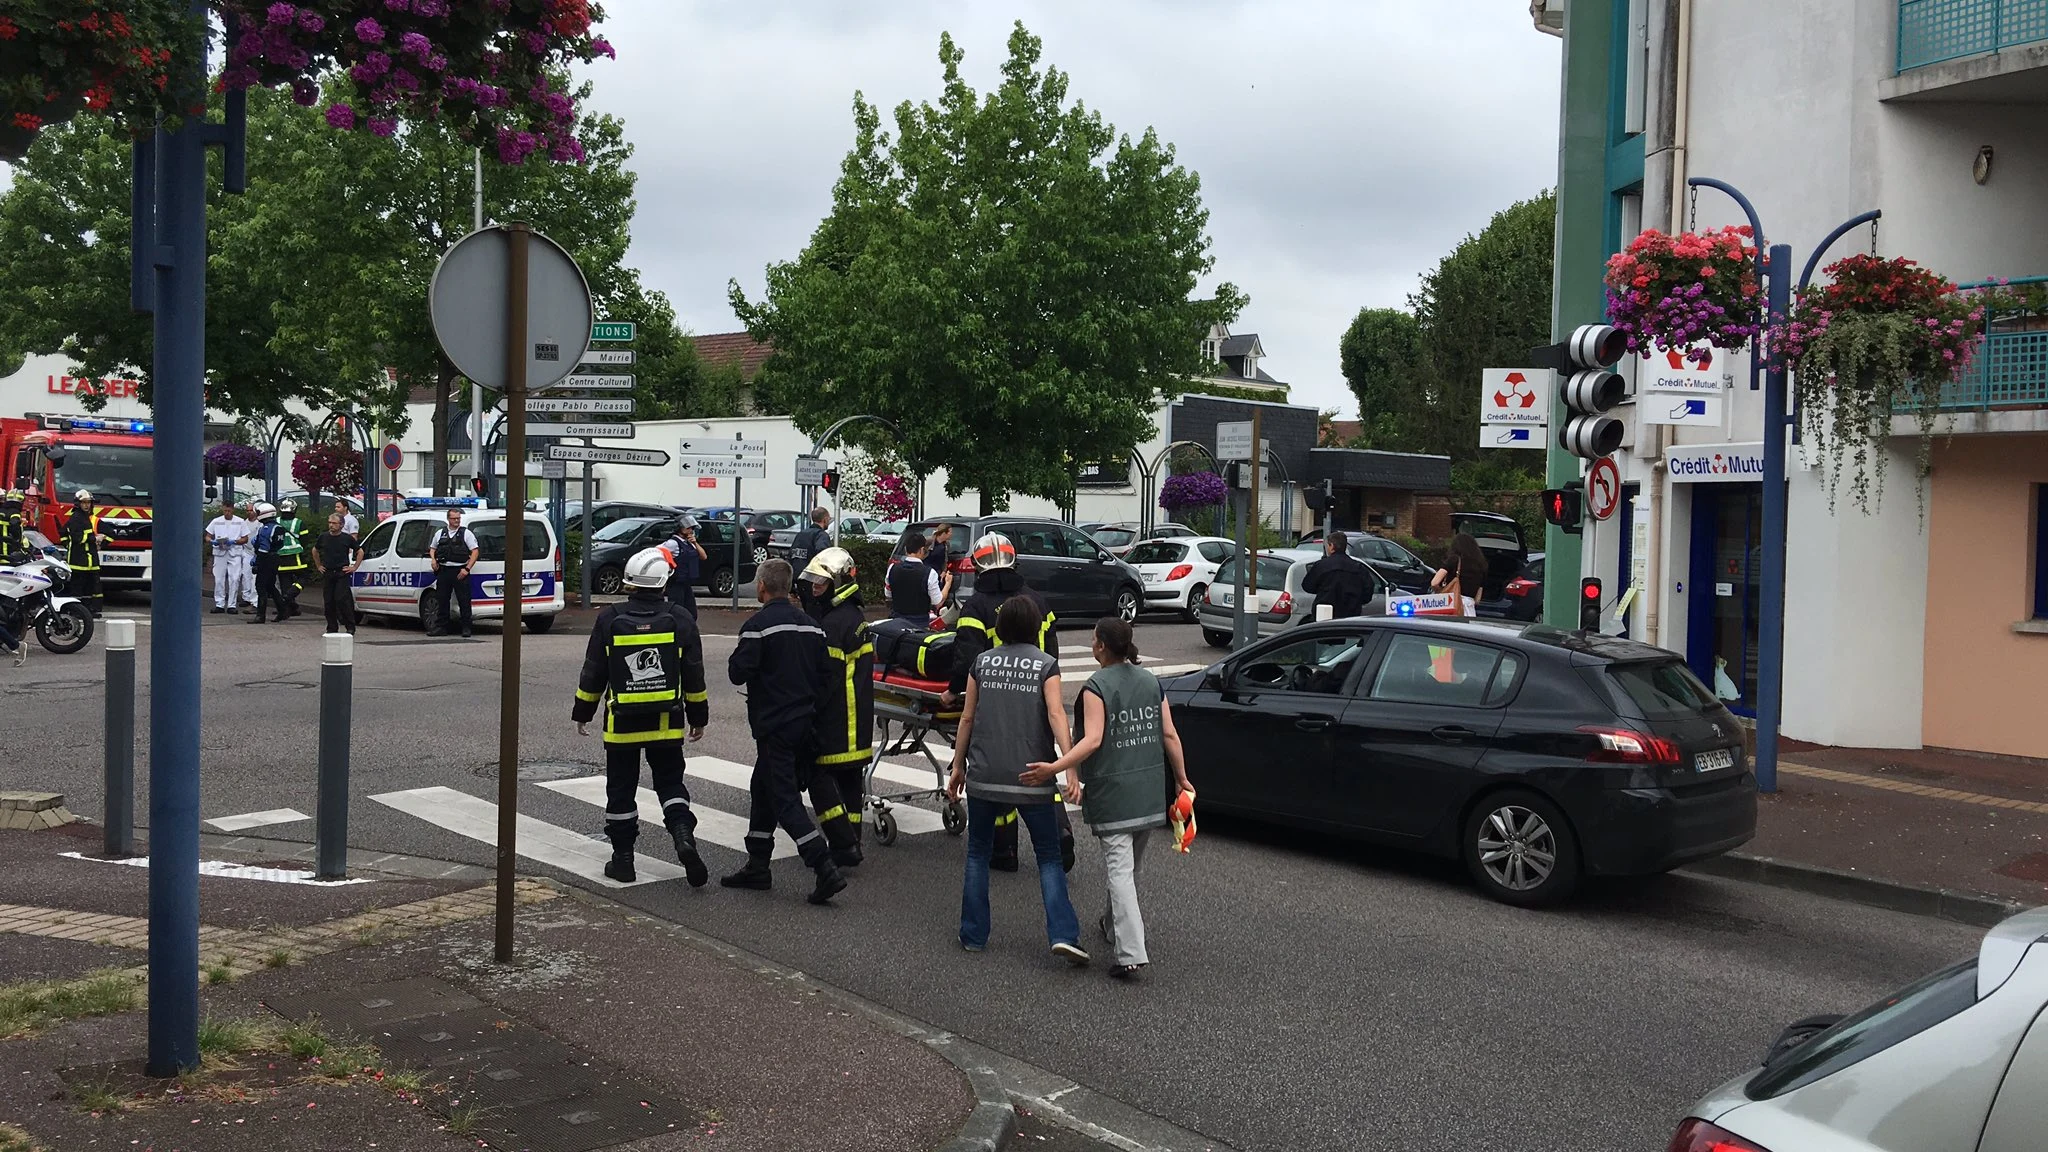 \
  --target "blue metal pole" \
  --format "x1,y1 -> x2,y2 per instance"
1754,242 -> 1793,795
144,24 -> 207,1073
